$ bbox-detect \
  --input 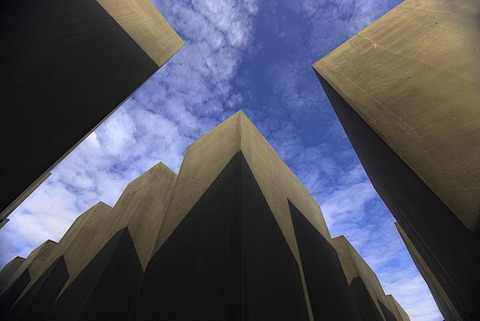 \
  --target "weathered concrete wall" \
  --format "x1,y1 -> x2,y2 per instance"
0,0 -> 183,224
314,0 -> 480,233
332,236 -> 405,321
